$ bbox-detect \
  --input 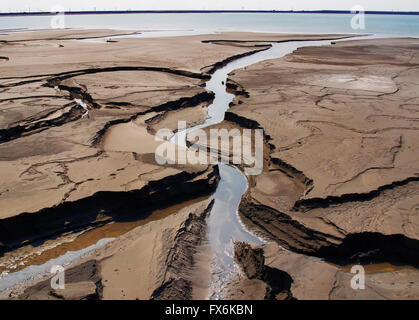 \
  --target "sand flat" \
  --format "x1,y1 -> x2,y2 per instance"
1,30 -> 418,300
